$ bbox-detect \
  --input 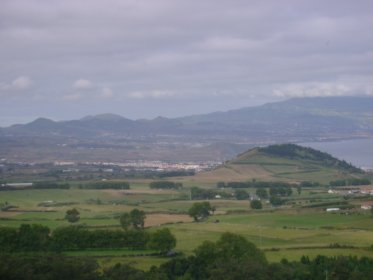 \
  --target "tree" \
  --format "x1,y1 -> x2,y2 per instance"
234,189 -> 250,200
188,202 -> 213,222
191,232 -> 268,279
256,188 -> 268,199
250,200 -> 262,209
17,224 -> 50,251
148,228 -> 176,254
130,209 -> 146,229
65,208 -> 80,223
216,181 -> 226,188
119,209 -> 146,230
120,213 -> 132,230
270,196 -> 284,206
103,263 -> 145,280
